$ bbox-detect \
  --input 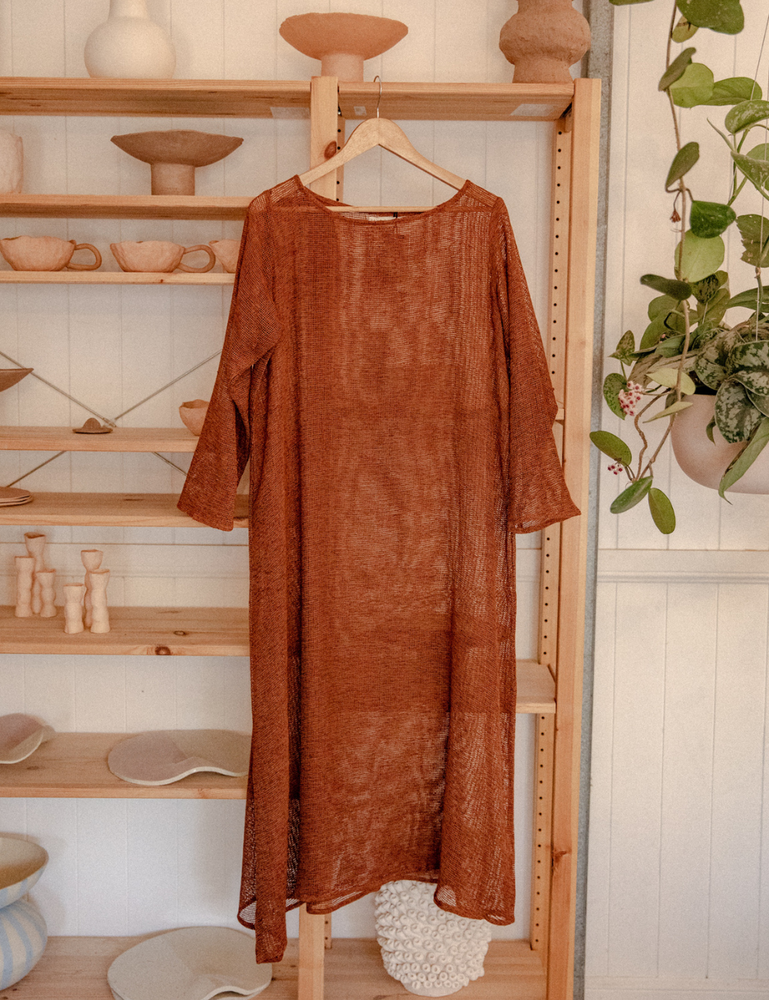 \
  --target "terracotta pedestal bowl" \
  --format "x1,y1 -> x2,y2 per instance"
111,130 -> 244,196
279,12 -> 408,81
